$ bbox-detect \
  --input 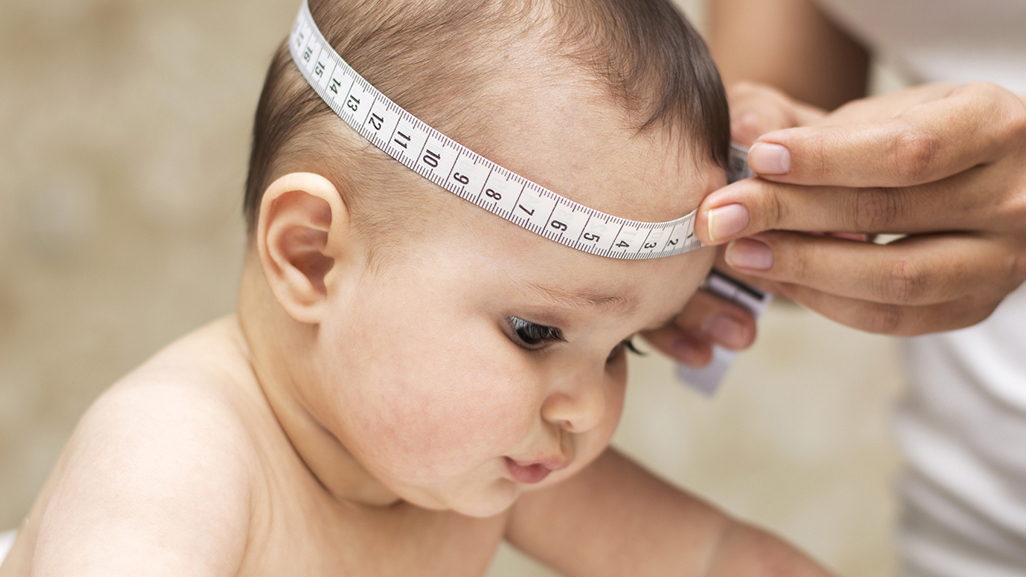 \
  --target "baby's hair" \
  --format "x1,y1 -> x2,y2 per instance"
243,0 -> 729,245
